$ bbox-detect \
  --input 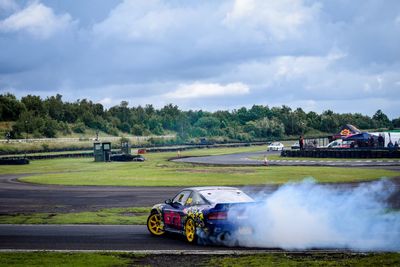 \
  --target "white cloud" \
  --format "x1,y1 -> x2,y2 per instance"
227,50 -> 346,87
165,82 -> 250,99
0,1 -> 73,39
99,97 -> 113,106
1,1 -> 400,119
92,0 -> 186,41
223,0 -> 320,40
